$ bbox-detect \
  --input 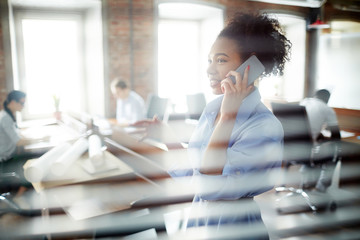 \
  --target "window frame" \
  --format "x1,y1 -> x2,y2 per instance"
13,8 -> 87,120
